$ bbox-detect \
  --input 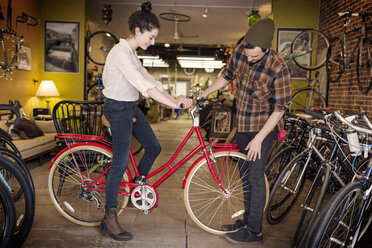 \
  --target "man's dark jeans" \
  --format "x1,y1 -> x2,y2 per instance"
103,98 -> 161,208
235,130 -> 277,234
